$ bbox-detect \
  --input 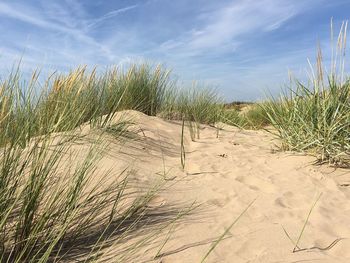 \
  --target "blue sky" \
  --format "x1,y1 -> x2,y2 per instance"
0,0 -> 349,101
